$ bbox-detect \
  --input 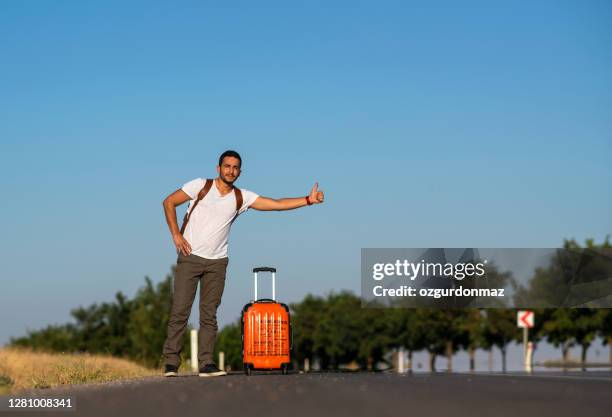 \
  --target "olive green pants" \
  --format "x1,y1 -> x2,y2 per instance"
163,253 -> 229,368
